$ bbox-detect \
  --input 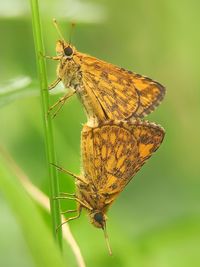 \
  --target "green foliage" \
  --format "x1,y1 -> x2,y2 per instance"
0,153 -> 66,267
